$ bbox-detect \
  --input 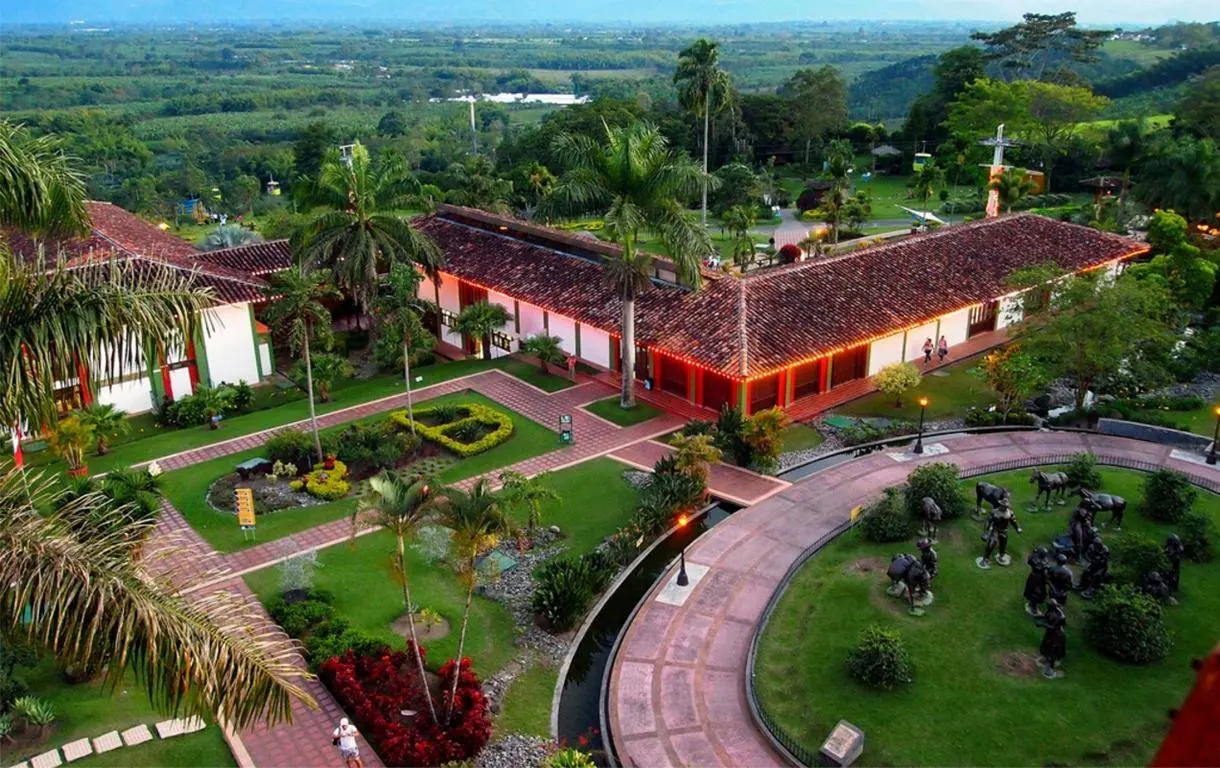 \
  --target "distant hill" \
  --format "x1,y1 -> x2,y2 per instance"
848,54 -> 936,122
1096,46 -> 1220,99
